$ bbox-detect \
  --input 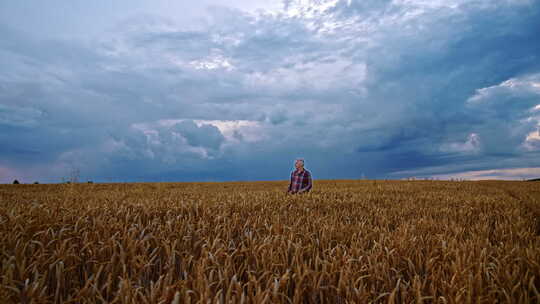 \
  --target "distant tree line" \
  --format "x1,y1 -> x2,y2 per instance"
12,180 -> 40,184
11,179 -> 94,184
